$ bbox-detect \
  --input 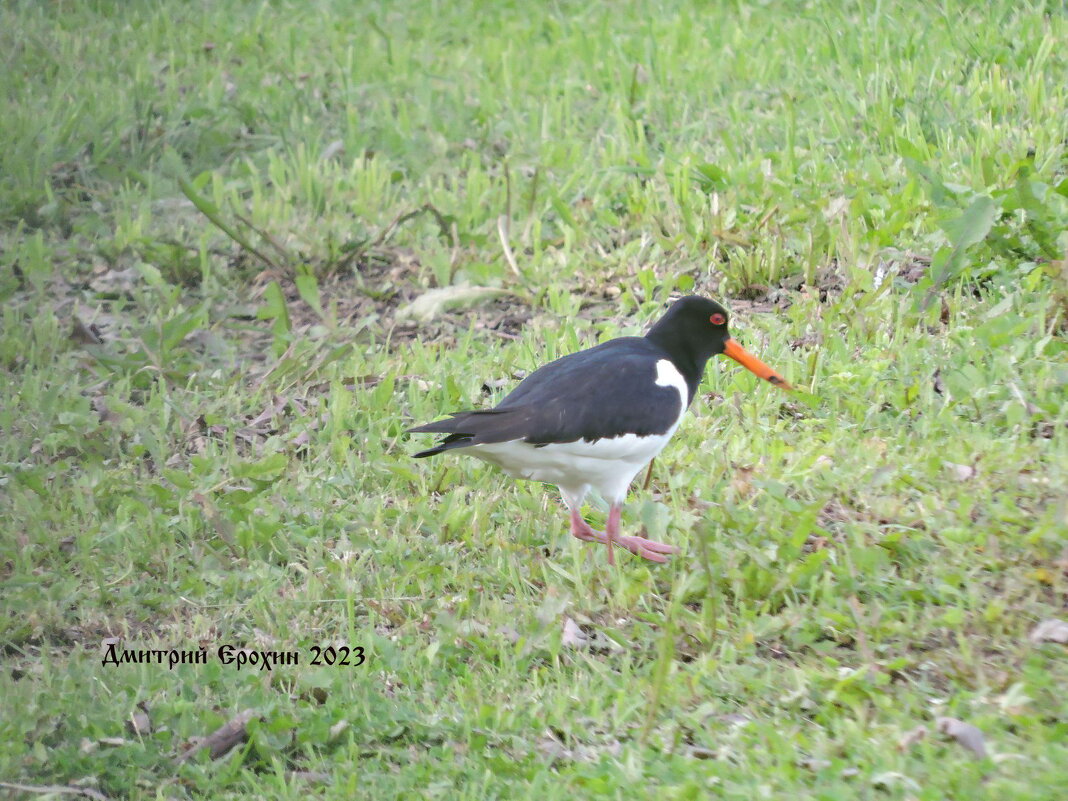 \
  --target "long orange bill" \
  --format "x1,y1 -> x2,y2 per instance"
723,338 -> 792,390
